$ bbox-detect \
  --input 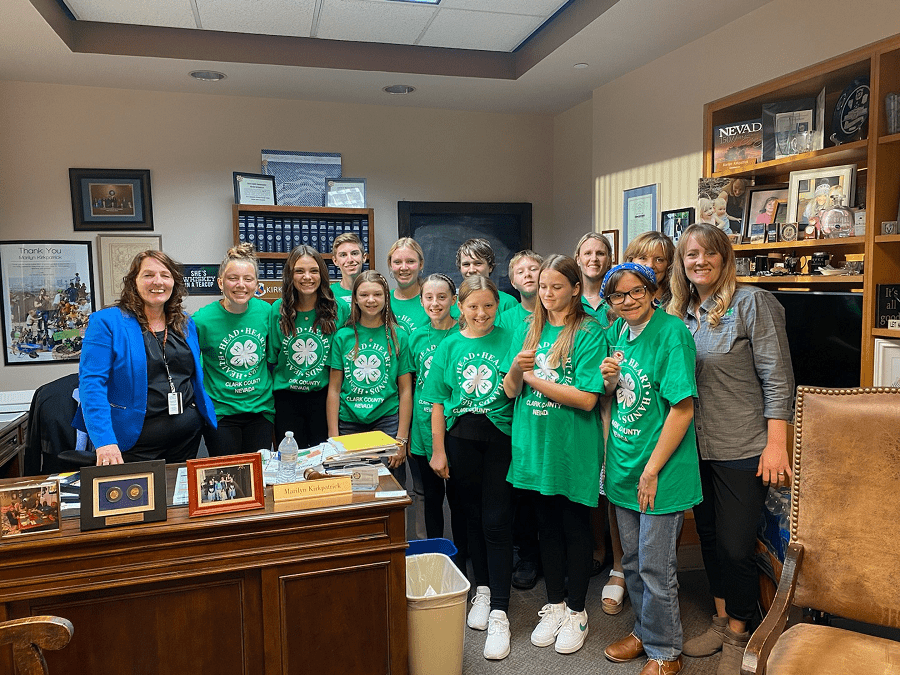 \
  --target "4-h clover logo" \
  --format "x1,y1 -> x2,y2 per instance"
291,337 -> 319,367
616,372 -> 637,408
353,353 -> 383,384
534,352 -> 559,382
462,364 -> 494,398
423,354 -> 433,379
229,340 -> 259,368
